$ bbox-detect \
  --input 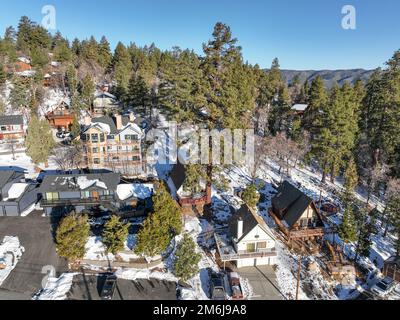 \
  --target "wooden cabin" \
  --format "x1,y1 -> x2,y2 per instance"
269,181 -> 325,241
46,100 -> 75,131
